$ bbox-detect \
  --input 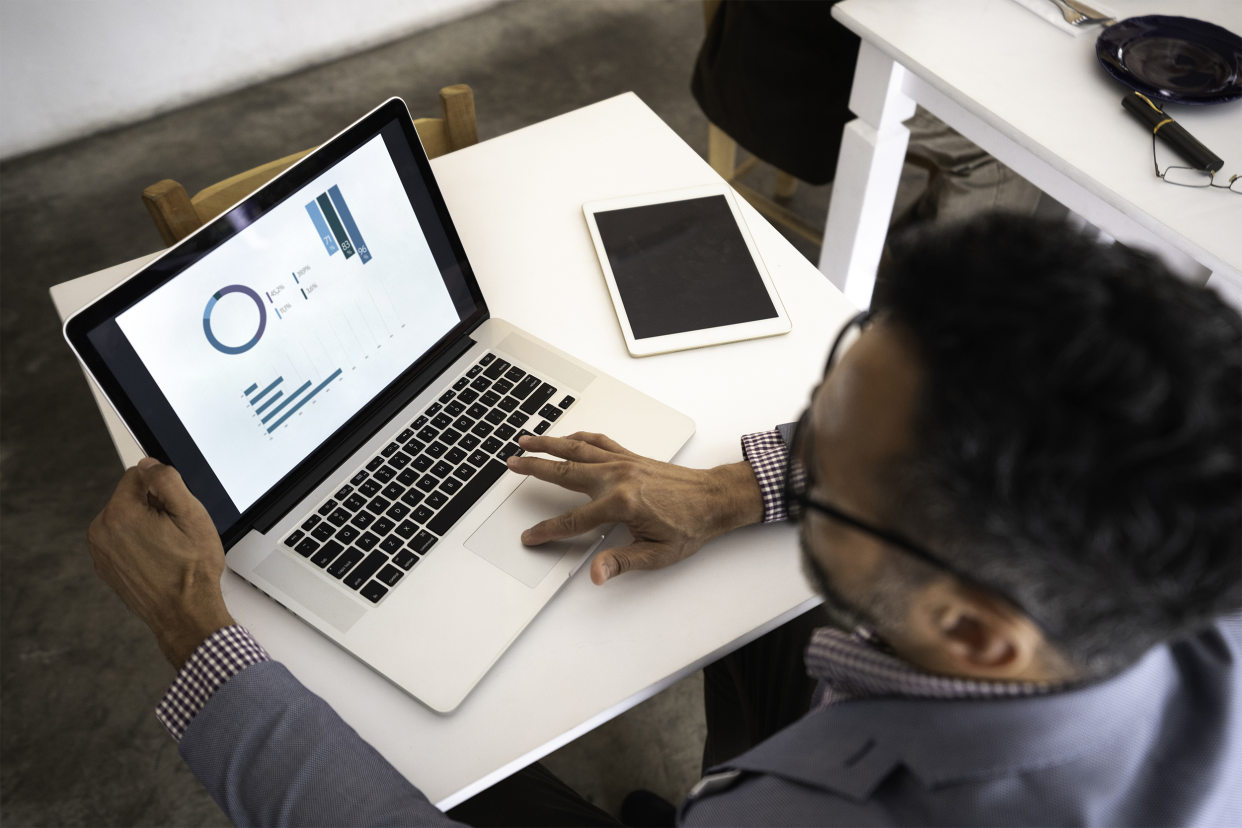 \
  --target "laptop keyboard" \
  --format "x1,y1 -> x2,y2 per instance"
279,352 -> 577,604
